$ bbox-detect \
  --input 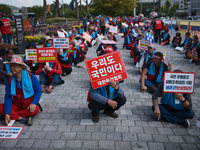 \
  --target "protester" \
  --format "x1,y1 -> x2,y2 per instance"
185,35 -> 199,59
88,47 -> 126,122
100,15 -> 106,35
172,33 -> 182,47
24,42 -> 41,74
0,12 -> 11,44
0,49 -> 14,83
57,49 -> 73,76
43,36 -> 53,47
123,31 -> 135,50
35,60 -> 63,94
83,14 -> 87,31
161,28 -> 170,45
153,13 -> 162,44
0,55 -> 42,126
140,52 -> 172,93
138,44 -> 155,73
152,70 -> 195,128
178,32 -> 192,54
